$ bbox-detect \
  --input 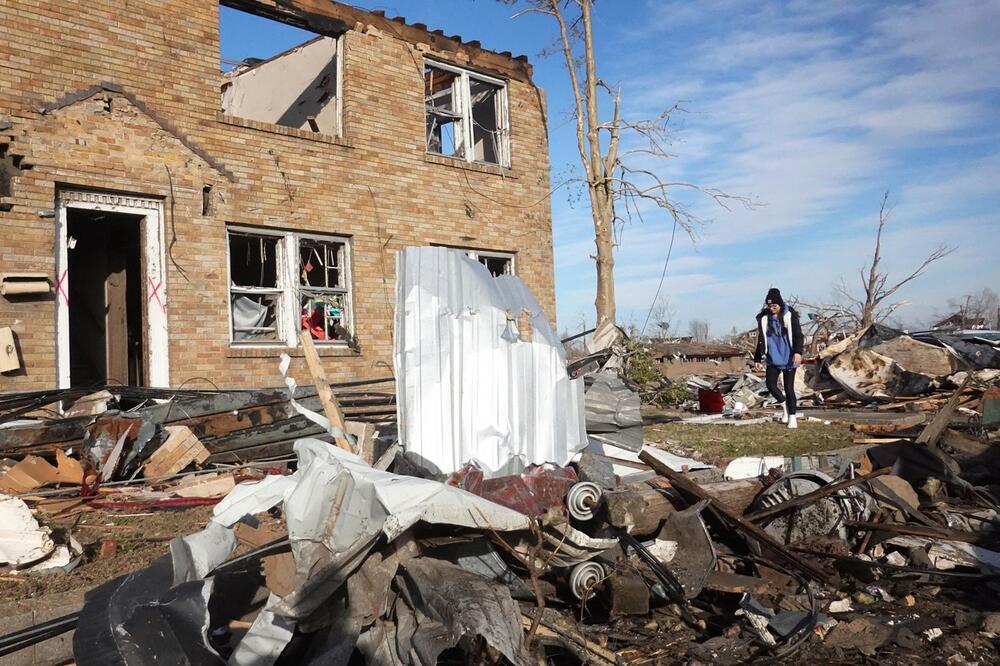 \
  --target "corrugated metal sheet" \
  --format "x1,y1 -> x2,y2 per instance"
394,247 -> 586,474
